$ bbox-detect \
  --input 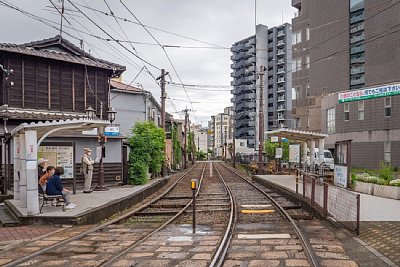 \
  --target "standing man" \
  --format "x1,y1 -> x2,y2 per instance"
81,148 -> 94,193
37,158 -> 48,180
